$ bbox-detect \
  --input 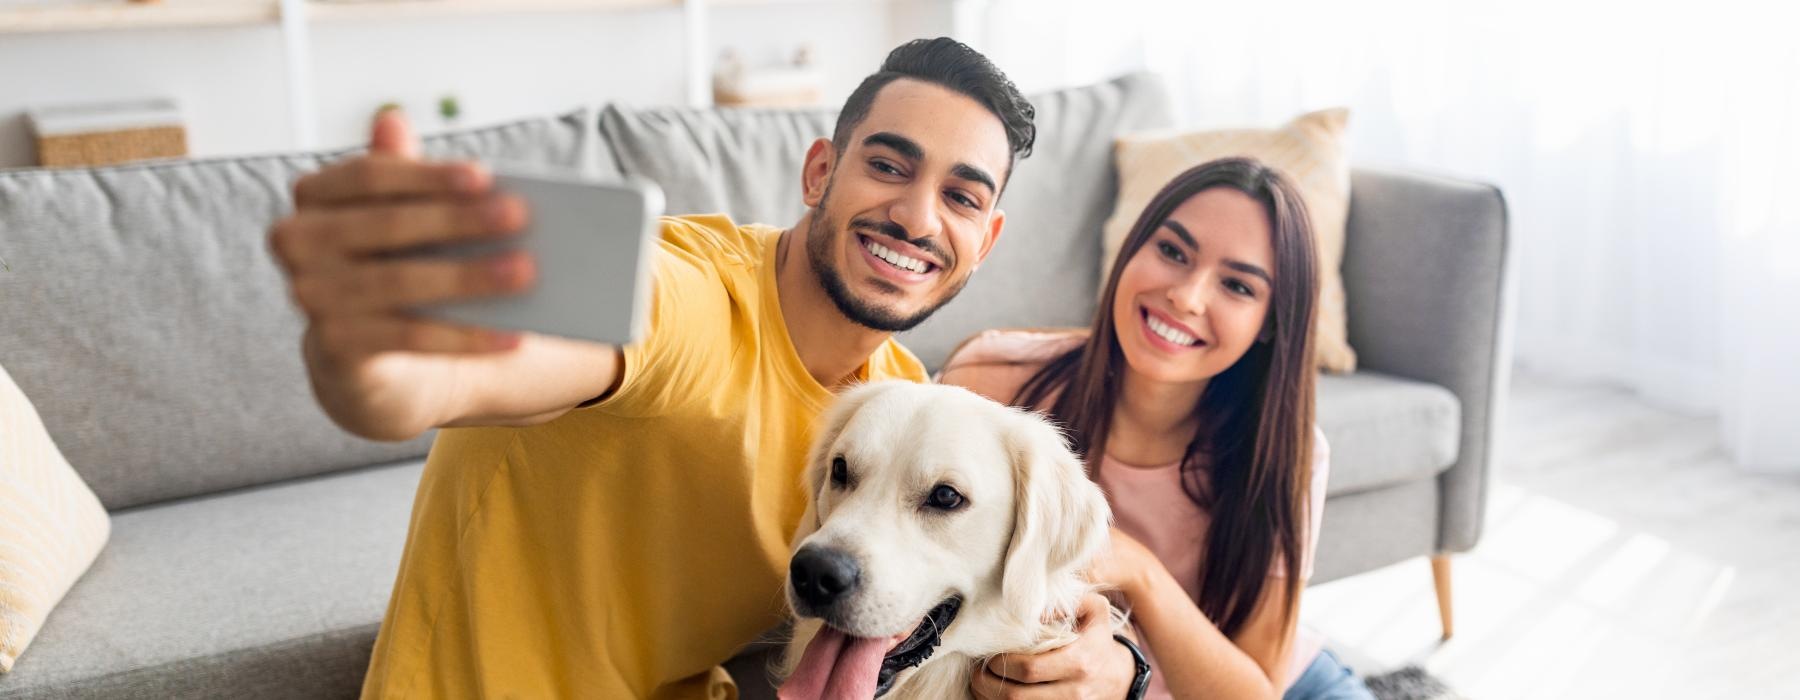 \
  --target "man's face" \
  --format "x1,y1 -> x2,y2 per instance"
803,79 -> 1012,332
